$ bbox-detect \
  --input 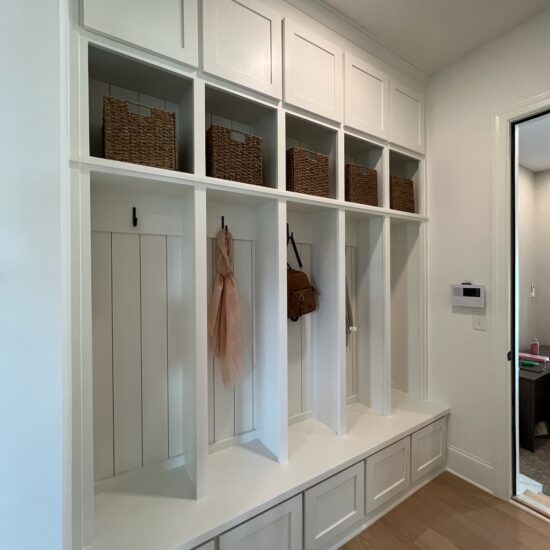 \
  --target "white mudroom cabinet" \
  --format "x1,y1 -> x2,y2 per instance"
68,1 -> 448,549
